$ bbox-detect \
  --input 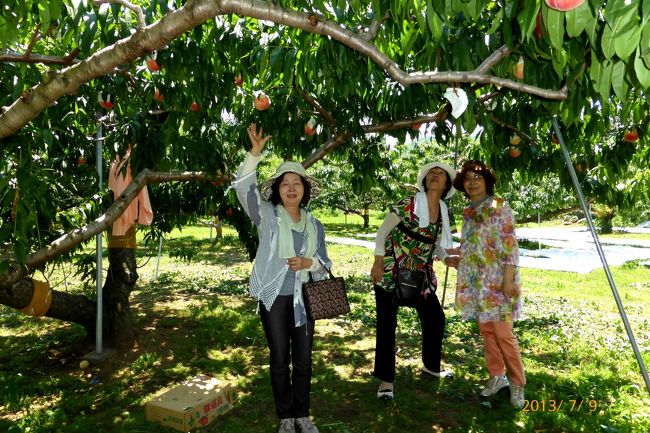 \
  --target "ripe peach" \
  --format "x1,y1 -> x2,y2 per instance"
545,0 -> 586,12
254,94 -> 270,111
